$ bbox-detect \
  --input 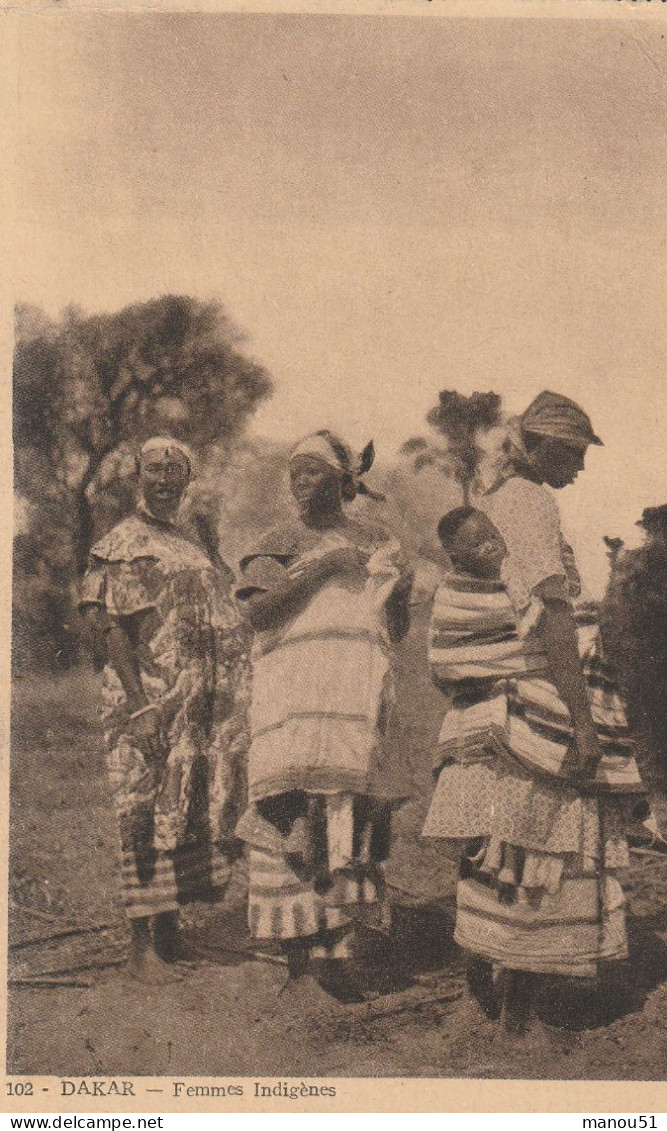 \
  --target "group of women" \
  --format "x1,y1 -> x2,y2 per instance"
79,391 -> 651,1033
